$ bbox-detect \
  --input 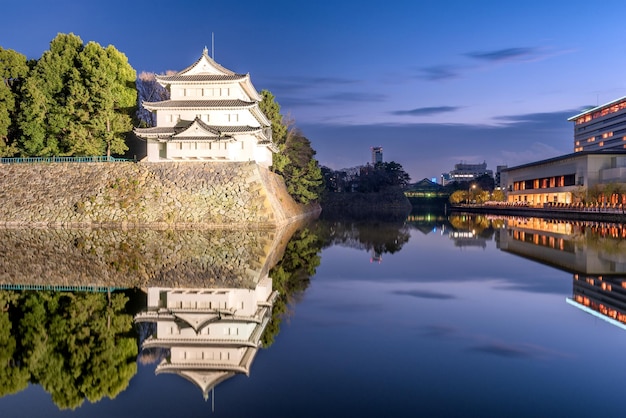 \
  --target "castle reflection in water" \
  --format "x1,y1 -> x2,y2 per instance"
3,213 -> 626,410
